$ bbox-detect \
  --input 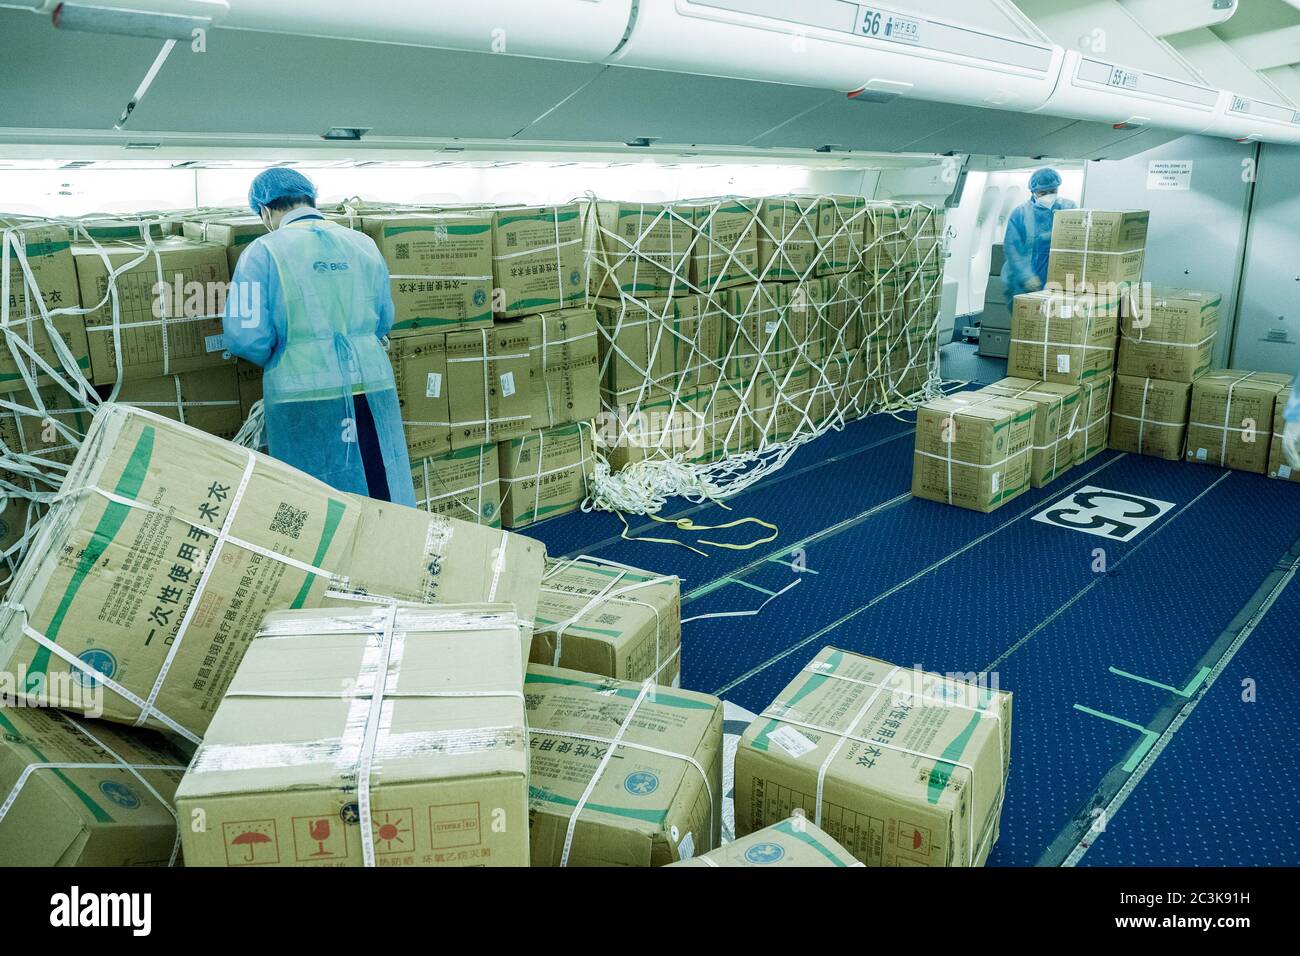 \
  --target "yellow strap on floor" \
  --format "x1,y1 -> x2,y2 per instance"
616,507 -> 779,556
